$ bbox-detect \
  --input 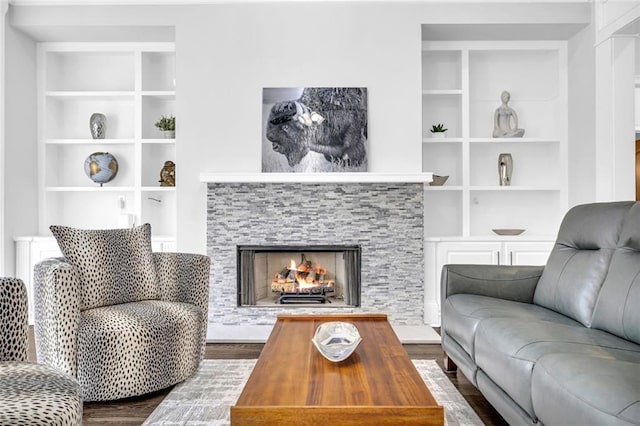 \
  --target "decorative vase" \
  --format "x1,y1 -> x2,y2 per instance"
162,130 -> 175,139
89,113 -> 106,139
498,153 -> 513,186
431,132 -> 446,138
